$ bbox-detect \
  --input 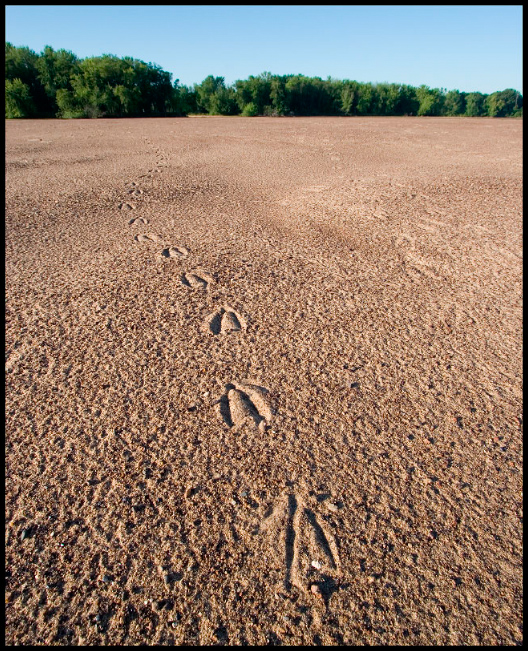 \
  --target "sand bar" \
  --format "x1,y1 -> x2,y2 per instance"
5,116 -> 522,645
